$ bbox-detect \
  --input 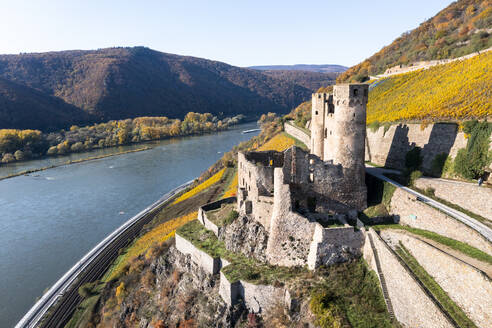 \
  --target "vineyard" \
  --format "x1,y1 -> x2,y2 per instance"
367,51 -> 491,124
